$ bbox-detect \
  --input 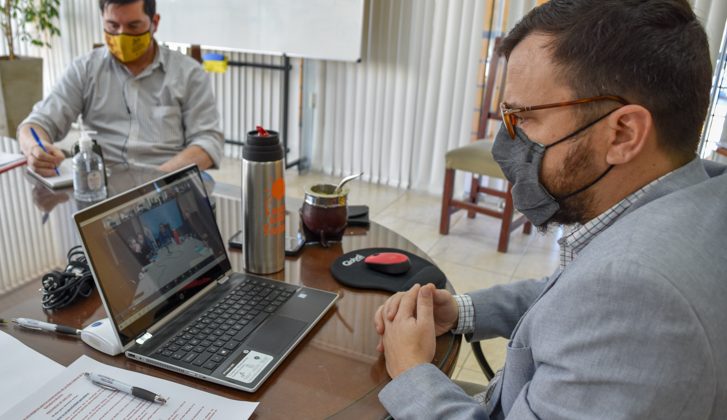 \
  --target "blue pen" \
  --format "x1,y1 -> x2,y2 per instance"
30,127 -> 60,176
